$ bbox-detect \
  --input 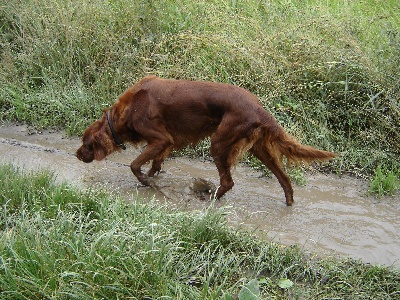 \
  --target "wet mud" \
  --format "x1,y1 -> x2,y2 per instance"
1,123 -> 399,267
